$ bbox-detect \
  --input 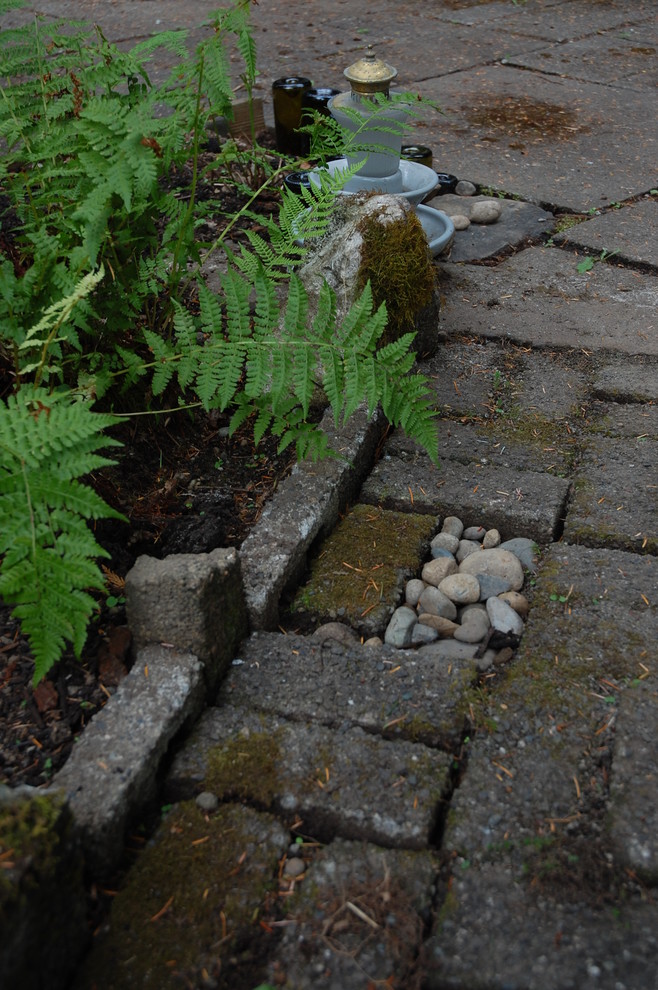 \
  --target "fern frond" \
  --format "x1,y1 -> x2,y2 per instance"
0,385 -> 125,683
